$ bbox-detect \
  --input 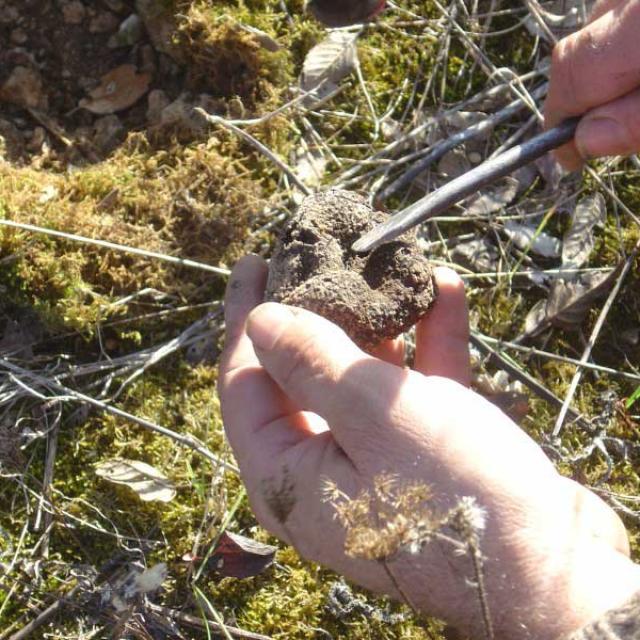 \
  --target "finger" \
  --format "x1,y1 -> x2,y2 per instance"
551,140 -> 583,172
414,267 -> 470,386
556,86 -> 640,168
545,1 -> 640,133
221,254 -> 268,372
574,87 -> 640,160
245,302 -> 421,463
219,256 -> 302,464
369,336 -> 405,367
588,0 -> 625,22
572,482 -> 630,557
